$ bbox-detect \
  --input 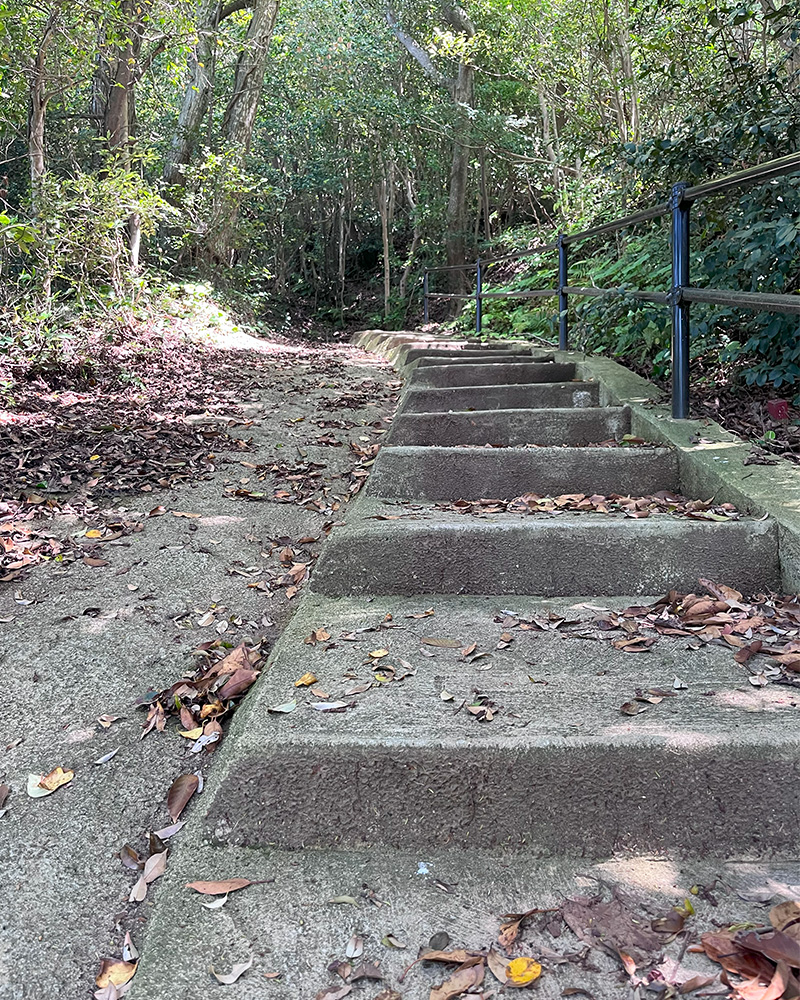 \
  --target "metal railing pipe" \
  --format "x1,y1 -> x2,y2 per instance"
558,234 -> 568,349
670,183 -> 691,419
423,271 -> 429,324
475,258 -> 483,334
